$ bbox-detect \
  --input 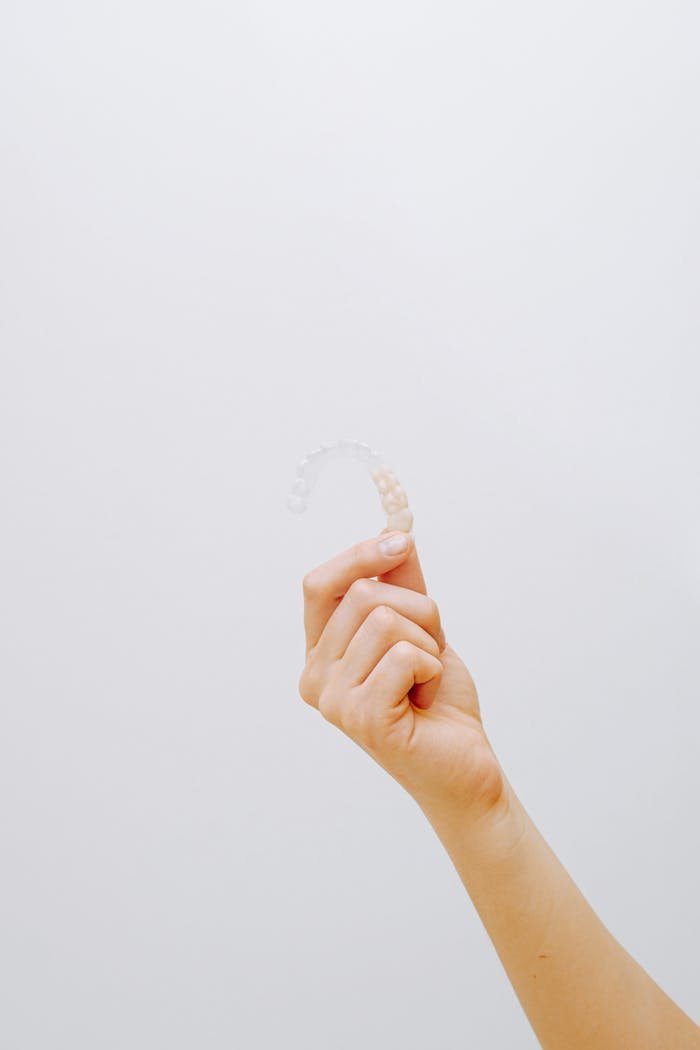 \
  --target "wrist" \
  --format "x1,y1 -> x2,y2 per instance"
418,773 -> 529,873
